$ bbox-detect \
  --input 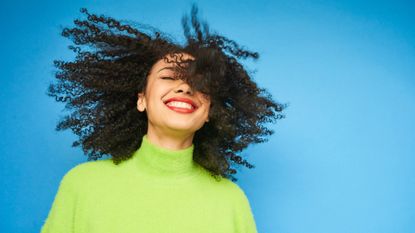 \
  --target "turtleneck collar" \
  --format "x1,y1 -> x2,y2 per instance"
132,134 -> 201,180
